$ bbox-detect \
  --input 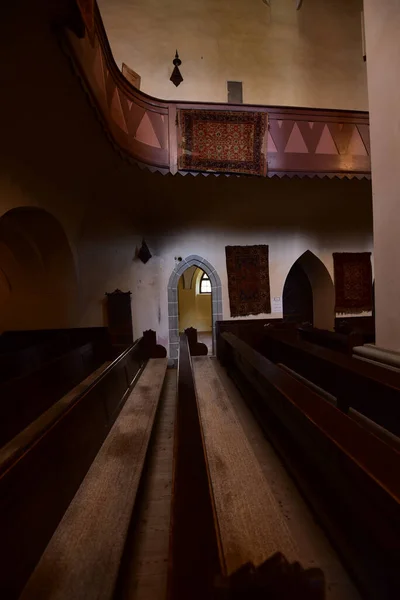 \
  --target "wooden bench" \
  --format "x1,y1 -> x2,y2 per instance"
184,327 -> 208,355
19,358 -> 167,600
168,334 -> 324,600
0,327 -> 110,383
192,356 -> 298,573
0,341 -> 105,447
258,329 -> 400,436
219,331 -> 400,600
278,362 -> 400,453
0,339 -> 147,599
297,325 -> 364,354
